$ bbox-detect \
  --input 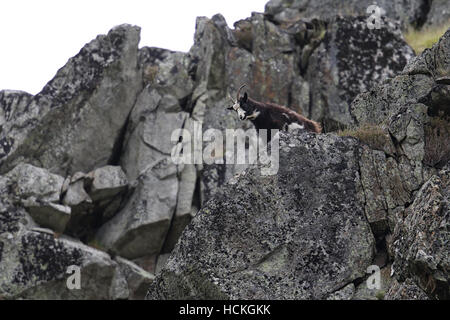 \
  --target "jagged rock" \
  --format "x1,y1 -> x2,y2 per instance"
147,132 -> 375,299
0,24 -> 142,176
161,162 -> 197,253
63,178 -> 93,212
25,204 -> 71,234
385,278 -> 429,300
306,16 -> 414,130
0,91 -> 33,160
95,161 -> 179,259
5,163 -> 64,204
352,28 -> 450,125
115,256 -> 155,300
110,46 -> 193,260
0,172 -> 148,300
249,13 -> 296,107
0,163 -> 70,233
390,170 -> 449,300
0,228 -> 117,299
155,253 -> 171,274
265,0 -> 431,29
61,166 -> 129,240
349,29 -> 450,241
88,166 -> 128,202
